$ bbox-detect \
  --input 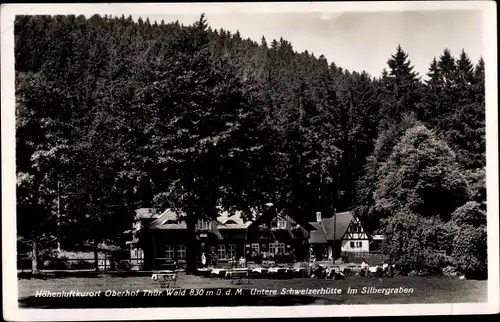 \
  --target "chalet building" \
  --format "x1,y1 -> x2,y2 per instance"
308,211 -> 372,260
127,207 -> 317,270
